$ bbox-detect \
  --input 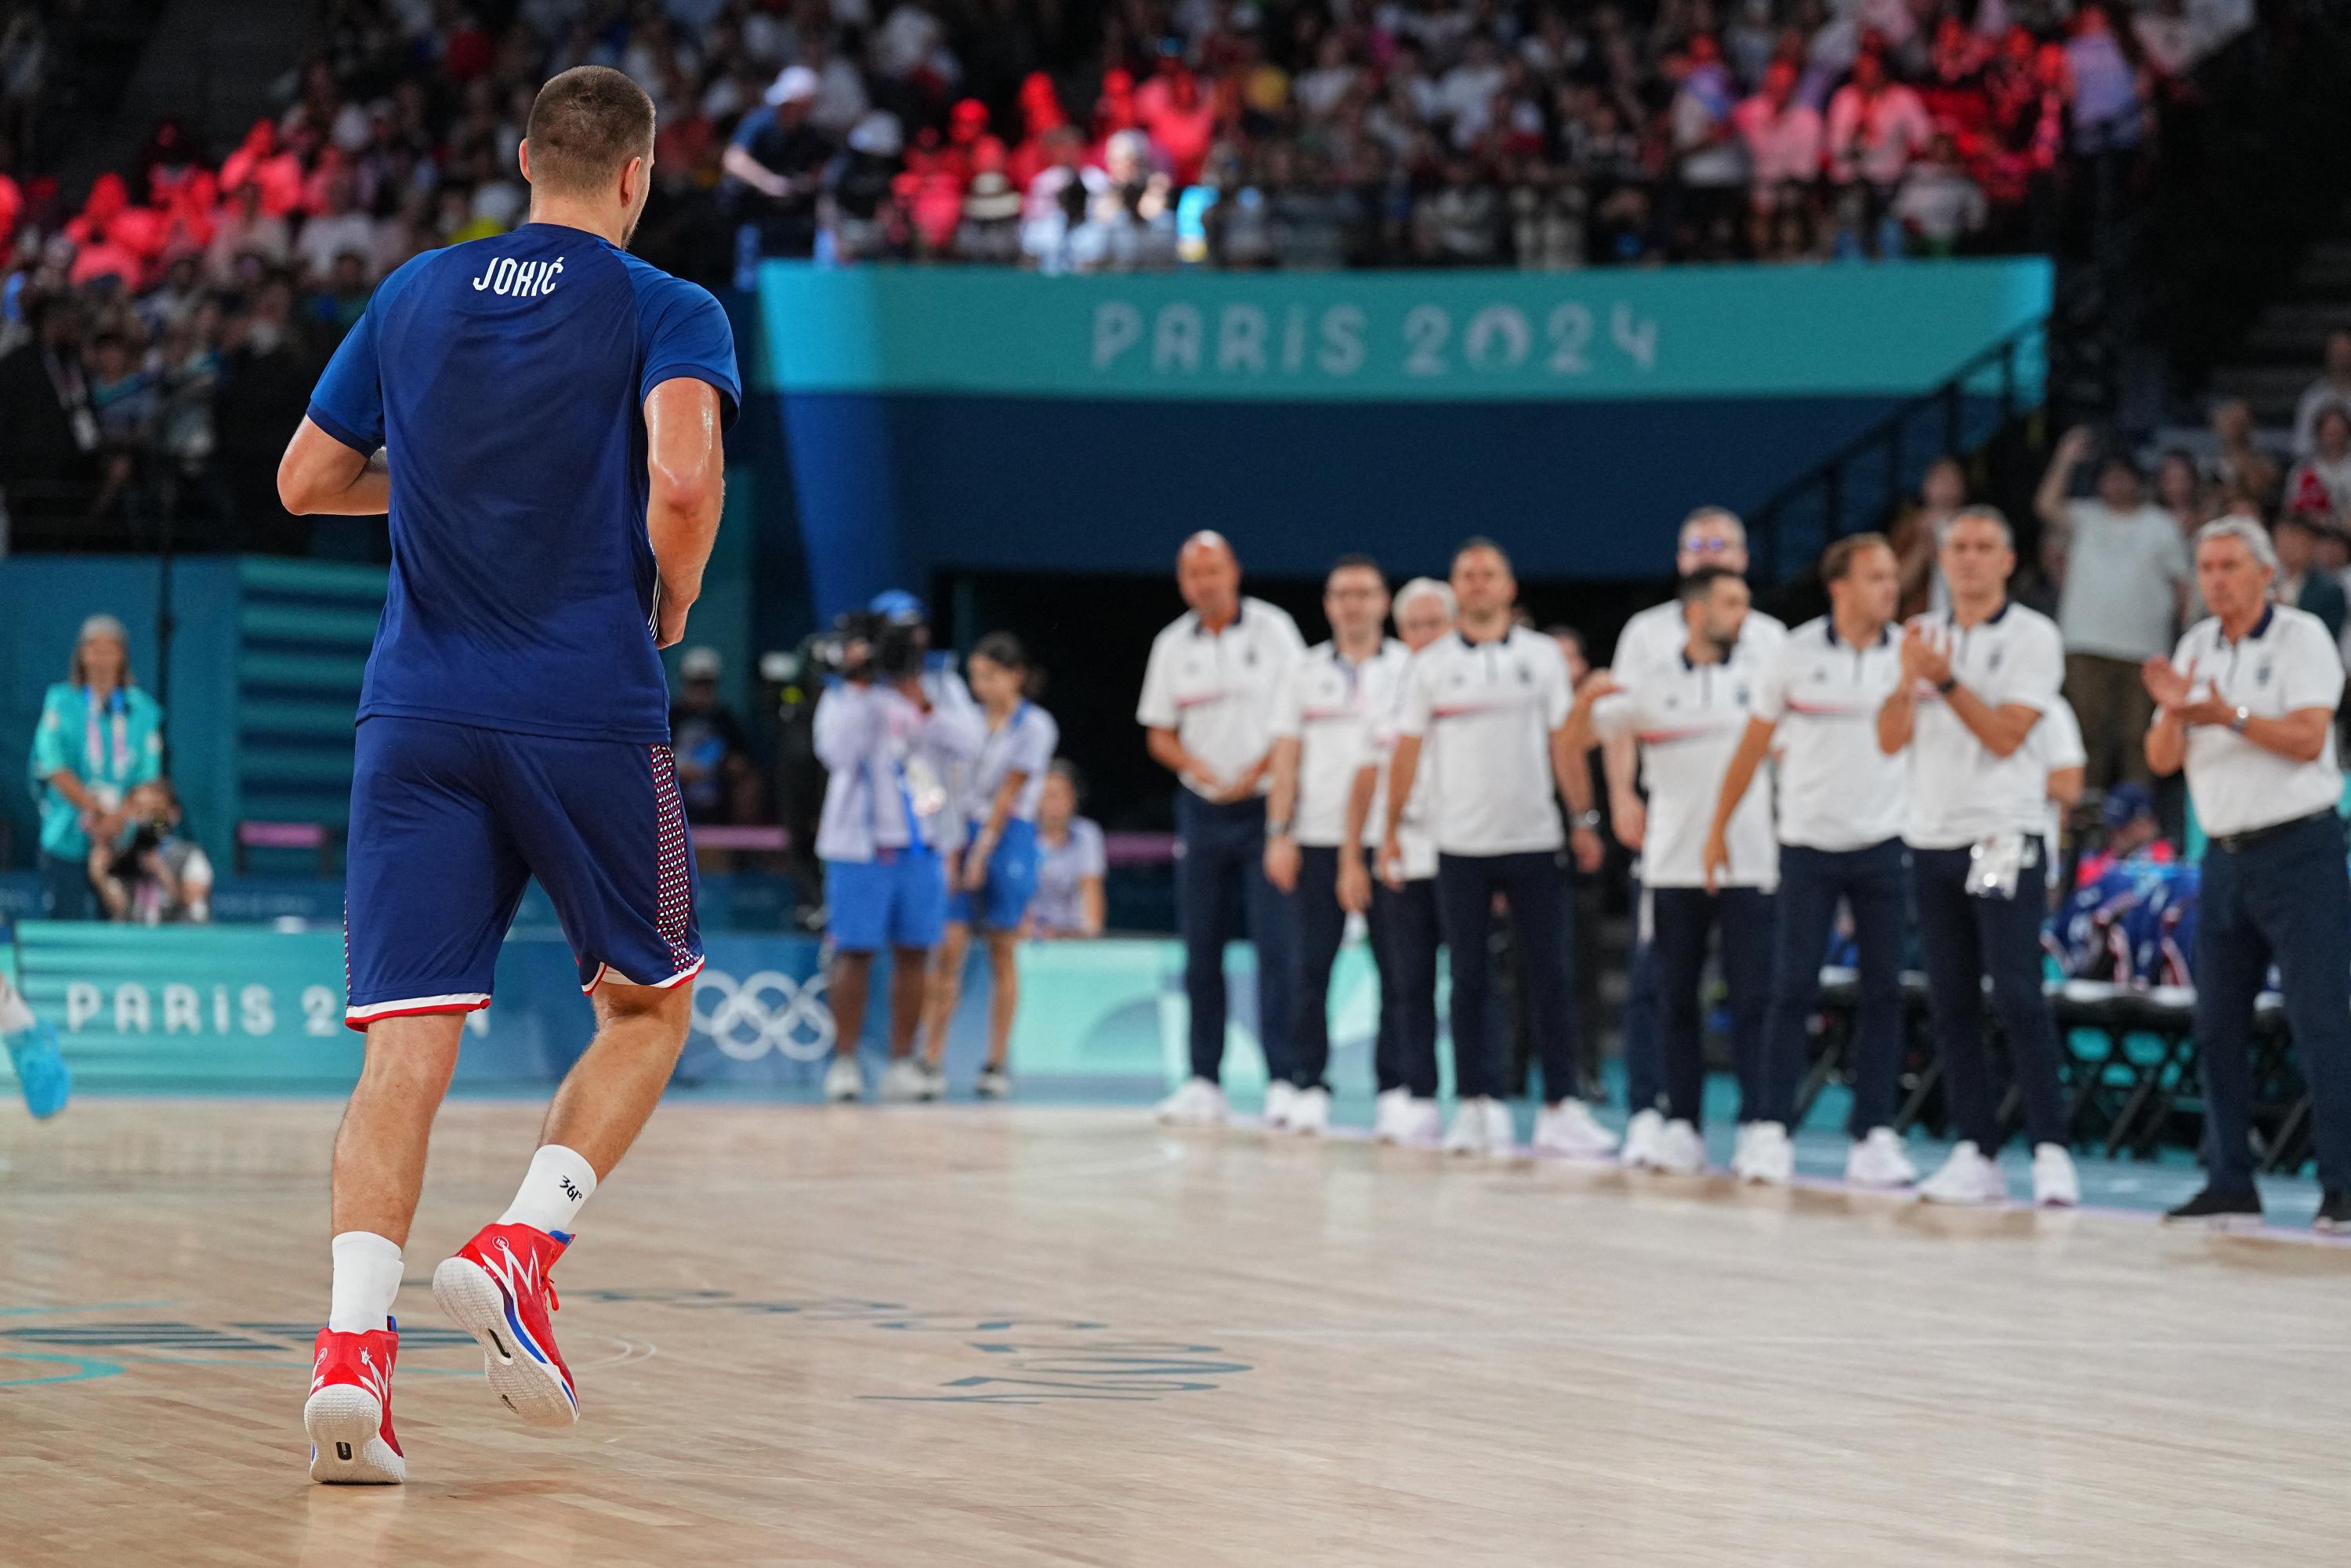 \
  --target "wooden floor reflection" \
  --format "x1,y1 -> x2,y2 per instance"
4,1099 -> 2346,1566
